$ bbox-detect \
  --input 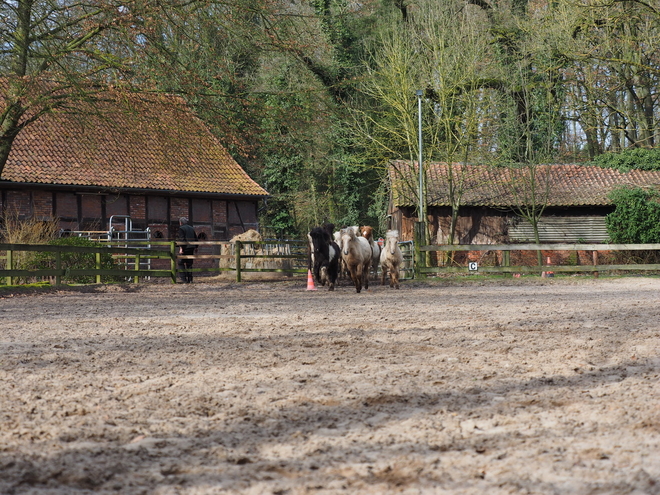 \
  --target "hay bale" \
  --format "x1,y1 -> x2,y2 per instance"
230,229 -> 262,243
221,231 -> 292,275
